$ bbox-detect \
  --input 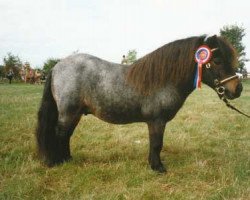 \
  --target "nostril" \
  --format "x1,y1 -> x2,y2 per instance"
236,83 -> 243,94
